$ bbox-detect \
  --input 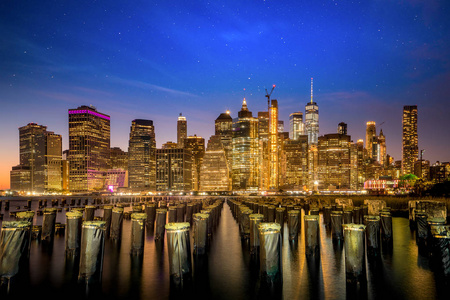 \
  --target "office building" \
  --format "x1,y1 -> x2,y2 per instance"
317,133 -> 352,190
338,122 -> 347,135
177,113 -> 187,148
199,135 -> 231,191
232,98 -> 259,191
402,105 -> 418,175
281,135 -> 308,190
184,135 -> 205,191
215,111 -> 233,172
305,78 -> 319,145
11,123 -> 62,192
111,147 -> 128,170
289,112 -> 304,140
258,111 -> 269,190
68,105 -> 110,192
10,165 -> 31,193
128,119 -> 156,191
268,99 -> 279,190
156,148 -> 192,191
366,121 -> 376,159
